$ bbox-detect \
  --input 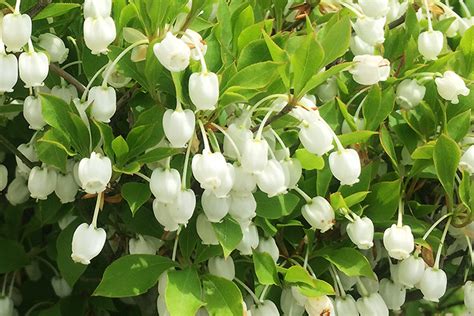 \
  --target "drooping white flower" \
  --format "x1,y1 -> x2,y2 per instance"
182,29 -> 207,60
435,71 -> 470,104
397,255 -> 425,288
353,17 -> 386,46
0,164 -> 7,191
256,237 -> 279,262
37,33 -> 69,64
51,276 -> 72,298
231,163 -> 257,193
280,288 -> 305,316
23,96 -> 46,130
196,214 -> 219,245
0,47 -> 18,93
298,115 -> 334,156
171,189 -> 196,225
395,79 -> 426,109
16,143 -> 38,175
77,152 -> 112,194
464,280 -> 474,311
350,35 -> 375,56
335,295 -> 359,316
383,224 -> 414,260
83,16 -> 116,55
0,296 -> 14,316
208,256 -> 235,280
51,84 -> 78,104
305,295 -> 335,316
28,166 -> 57,200
461,146 -> 474,174
55,172 -> 79,204
149,168 -> 181,204
223,123 -> 252,160
162,107 -> 195,148
256,159 -> 288,197
347,215 -> 374,249
152,198 -> 180,232
19,50 -> 49,88
25,260 -> 42,281
6,176 -> 30,205
84,0 -> 112,18
201,189 -> 230,222
418,31 -> 444,60
359,0 -> 390,17
379,278 -> 406,311
418,267 -> 447,302
71,223 -> 106,264
236,221 -> 259,255
329,148 -> 361,186
249,300 -> 279,316
153,32 -> 190,72
349,54 -> 390,85
316,77 -> 338,102
280,157 -> 302,189
192,150 -> 234,197
129,235 -> 159,255
189,72 -> 219,111
241,138 -> 269,174
302,196 -> 335,232
356,293 -> 389,316
229,192 -> 257,222
88,86 -> 116,123
2,13 -> 31,52
386,0 -> 408,23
